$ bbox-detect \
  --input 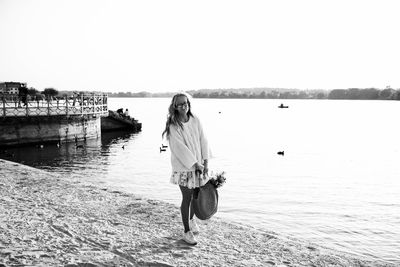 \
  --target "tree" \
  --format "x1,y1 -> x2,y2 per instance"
28,87 -> 40,96
347,88 -> 360,99
395,90 -> 400,100
42,88 -> 59,100
42,88 -> 59,96
379,88 -> 395,99
359,88 -> 379,100
328,89 -> 347,99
